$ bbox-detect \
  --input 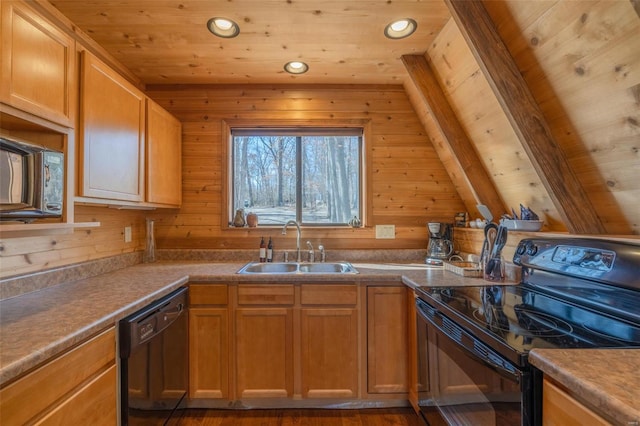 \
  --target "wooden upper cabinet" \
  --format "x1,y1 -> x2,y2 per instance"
79,50 -> 145,202
146,98 -> 182,206
0,0 -> 76,127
